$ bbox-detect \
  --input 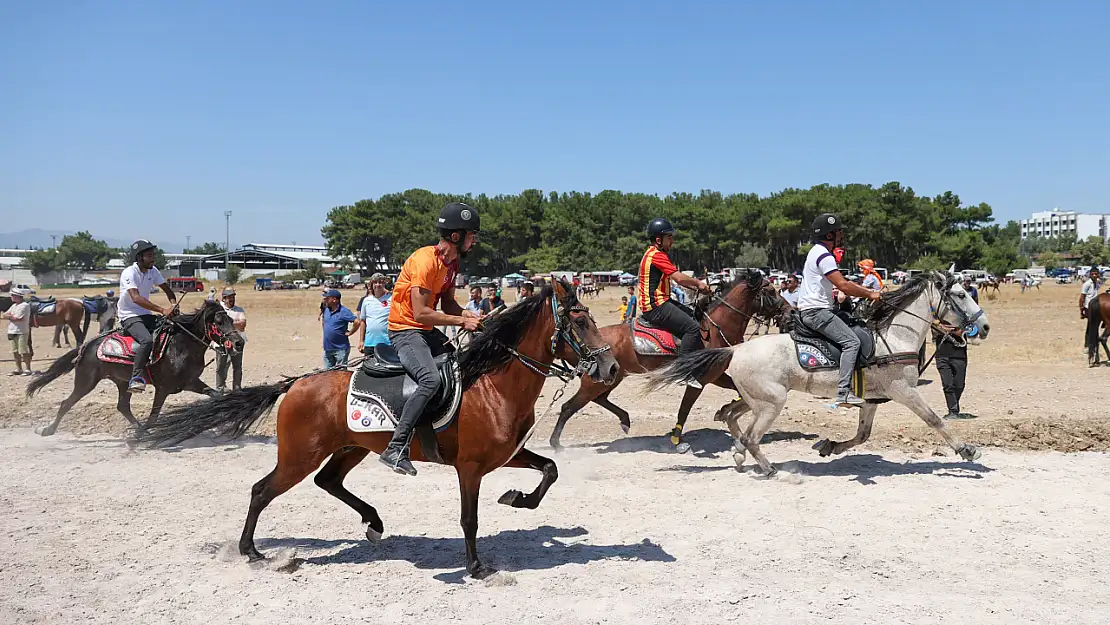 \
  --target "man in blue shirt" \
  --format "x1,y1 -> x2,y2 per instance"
321,289 -> 358,368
